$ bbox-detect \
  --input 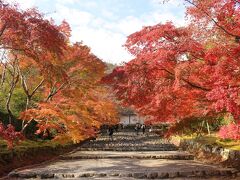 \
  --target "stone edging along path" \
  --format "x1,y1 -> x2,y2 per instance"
8,168 -> 240,179
170,137 -> 240,171
8,151 -> 240,179
7,131 -> 240,179
0,138 -> 92,178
